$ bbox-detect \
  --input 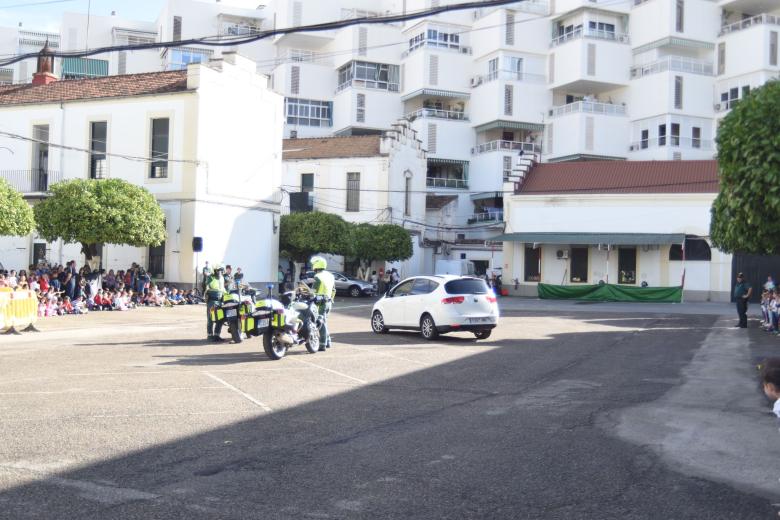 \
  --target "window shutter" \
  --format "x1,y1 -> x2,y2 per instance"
428,123 -> 437,153
504,85 -> 513,116
292,2 -> 303,27
674,75 -> 683,109
118,51 -> 127,75
548,53 -> 555,83
173,16 -> 182,42
358,27 -> 368,56
346,172 -> 360,212
505,12 -> 515,46
673,152 -> 682,160
585,116 -> 594,151
429,55 -> 439,85
771,32 -> 778,66
675,0 -> 684,32
400,63 -> 405,91
717,43 -> 725,75
547,123 -> 554,154
290,65 -> 300,95
356,93 -> 366,123
586,43 -> 596,76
